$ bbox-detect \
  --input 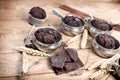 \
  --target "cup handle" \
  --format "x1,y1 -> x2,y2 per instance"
52,9 -> 64,19
83,14 -> 94,22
